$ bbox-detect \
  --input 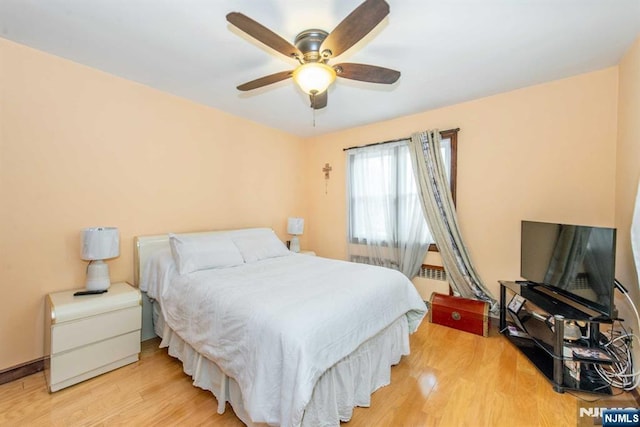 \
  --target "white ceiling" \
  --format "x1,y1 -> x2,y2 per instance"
1,0 -> 639,137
